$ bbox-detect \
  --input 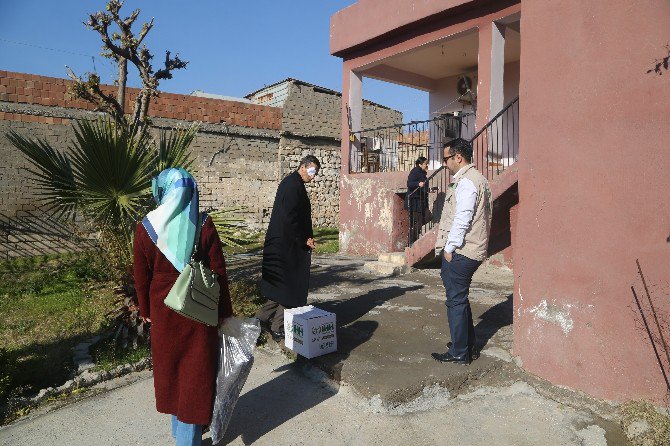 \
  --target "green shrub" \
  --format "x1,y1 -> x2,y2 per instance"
229,280 -> 265,318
